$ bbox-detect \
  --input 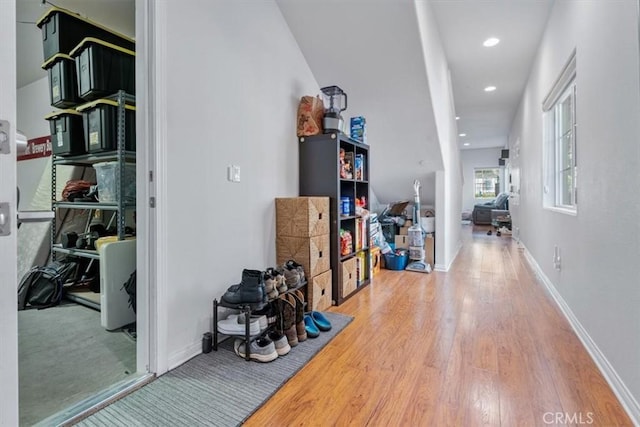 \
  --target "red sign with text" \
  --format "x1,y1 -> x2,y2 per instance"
17,136 -> 52,161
